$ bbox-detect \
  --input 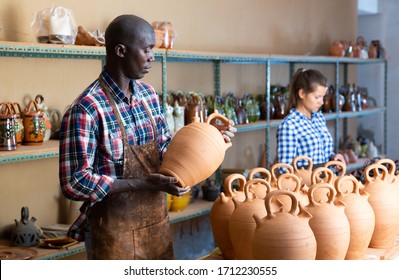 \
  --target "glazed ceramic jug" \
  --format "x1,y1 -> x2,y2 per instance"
23,99 -> 46,145
35,94 -> 52,141
306,182 -> 350,260
229,178 -> 270,260
0,102 -> 17,151
159,111 -> 232,187
252,190 -> 316,260
335,175 -> 375,260
363,163 -> 399,248
224,92 -> 238,125
247,167 -> 272,199
276,173 -> 309,213
10,102 -> 24,146
293,155 -> 313,188
210,173 -> 246,260
234,98 -> 248,125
